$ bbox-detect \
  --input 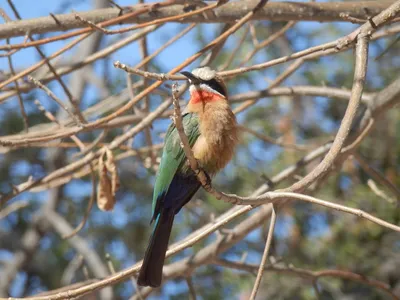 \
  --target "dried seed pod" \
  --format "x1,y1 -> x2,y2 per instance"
97,148 -> 120,211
